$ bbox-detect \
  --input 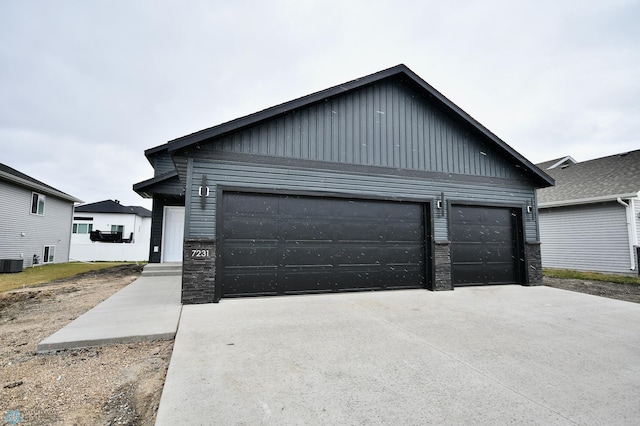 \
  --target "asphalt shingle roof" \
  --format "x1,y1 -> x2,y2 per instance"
75,200 -> 151,217
0,162 -> 80,202
536,149 -> 640,206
